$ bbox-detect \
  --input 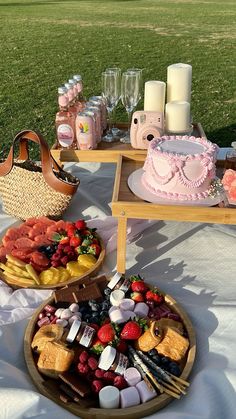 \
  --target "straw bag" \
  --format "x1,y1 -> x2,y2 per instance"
0,130 -> 80,220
